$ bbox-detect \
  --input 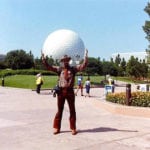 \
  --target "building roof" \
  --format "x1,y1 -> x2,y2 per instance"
111,51 -> 147,62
